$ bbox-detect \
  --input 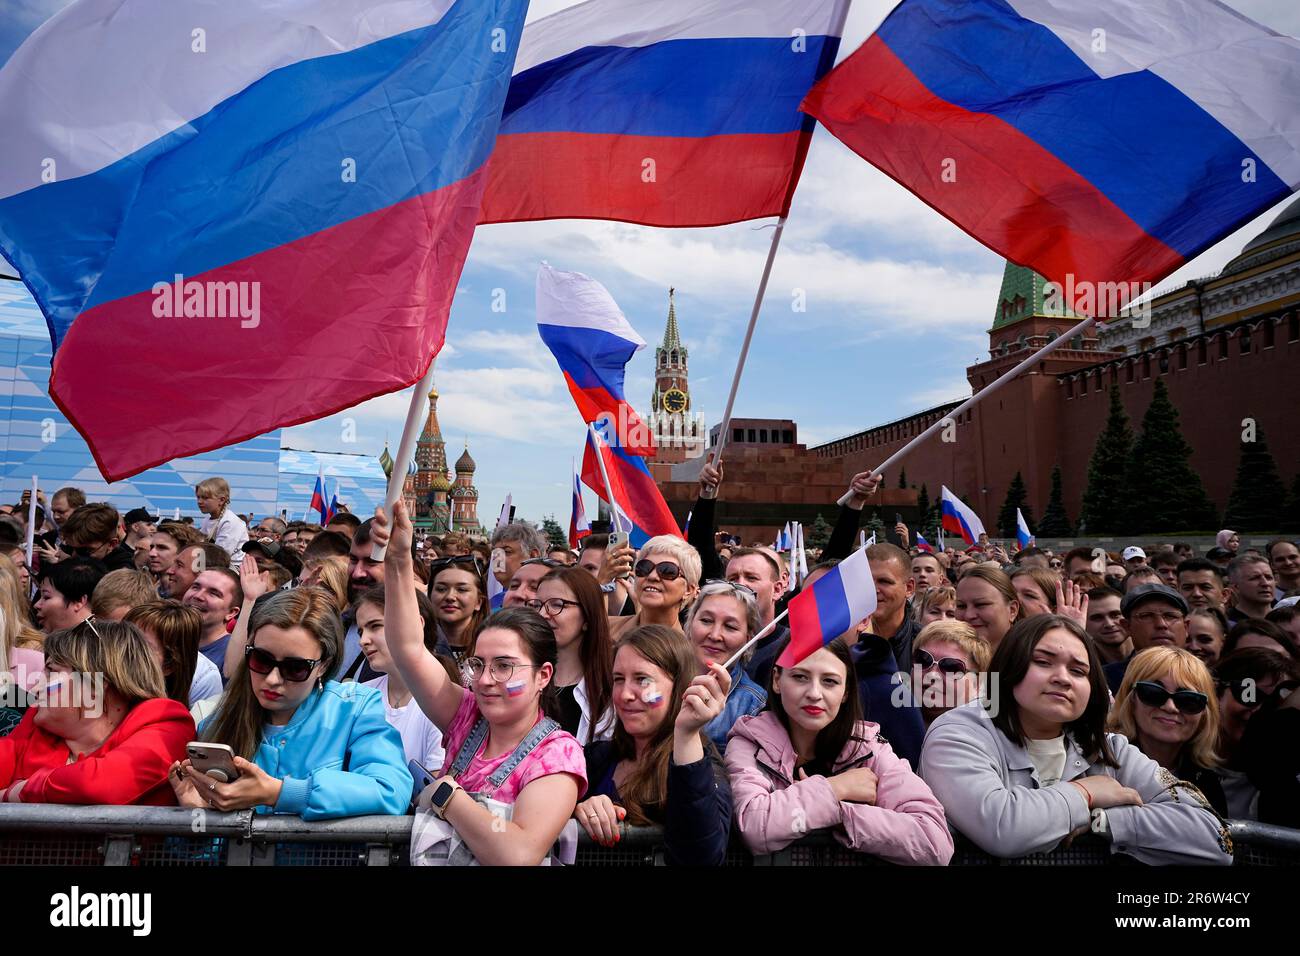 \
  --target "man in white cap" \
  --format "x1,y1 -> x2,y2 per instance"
1122,546 -> 1147,572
